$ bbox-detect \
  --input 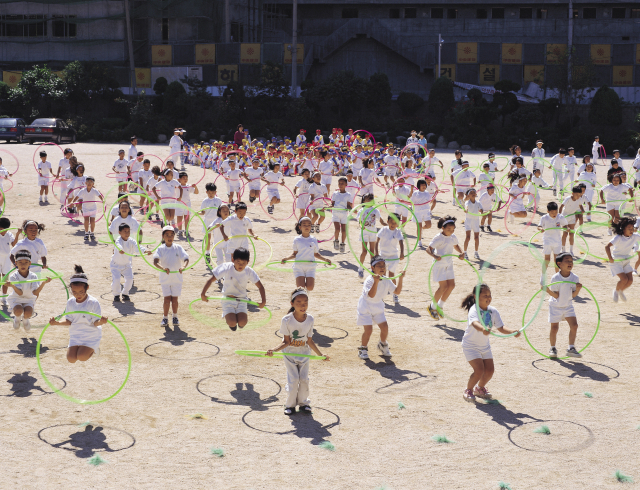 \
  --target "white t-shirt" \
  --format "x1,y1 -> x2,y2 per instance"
609,233 -> 640,260
331,191 -> 351,212
561,196 -> 584,217
11,238 -> 47,266
210,217 -> 224,245
221,215 -> 252,238
113,159 -> 129,177
65,294 -> 101,327
280,312 -> 314,356
453,169 -> 475,188
478,173 -> 493,190
549,271 -> 579,308
465,199 -> 483,217
462,305 -> 504,349
383,155 -> 399,170
412,190 -> 432,207
245,167 -> 263,184
293,235 -> 319,263
345,180 -> 360,203
264,171 -> 283,190
200,197 -> 222,227
359,276 -> 395,304
153,179 -> 180,200
109,215 -> 140,237
509,183 -> 526,201
57,158 -> 70,174
138,169 -> 153,187
309,182 -> 327,200
358,207 -> 381,233
359,168 -> 376,185
225,169 -> 243,185
8,270 -> 40,300
128,144 -> 137,161
37,160 -> 52,177
153,244 -> 189,273
130,158 -> 144,174
578,171 -> 596,188
538,214 -> 568,244
212,262 -> 260,299
75,188 -> 102,213
376,227 -> 403,257
601,183 -> 626,203
0,231 -> 15,258
179,186 -> 195,208
111,237 -> 140,266
318,159 -> 333,176
478,192 -> 496,213
428,233 -> 458,264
